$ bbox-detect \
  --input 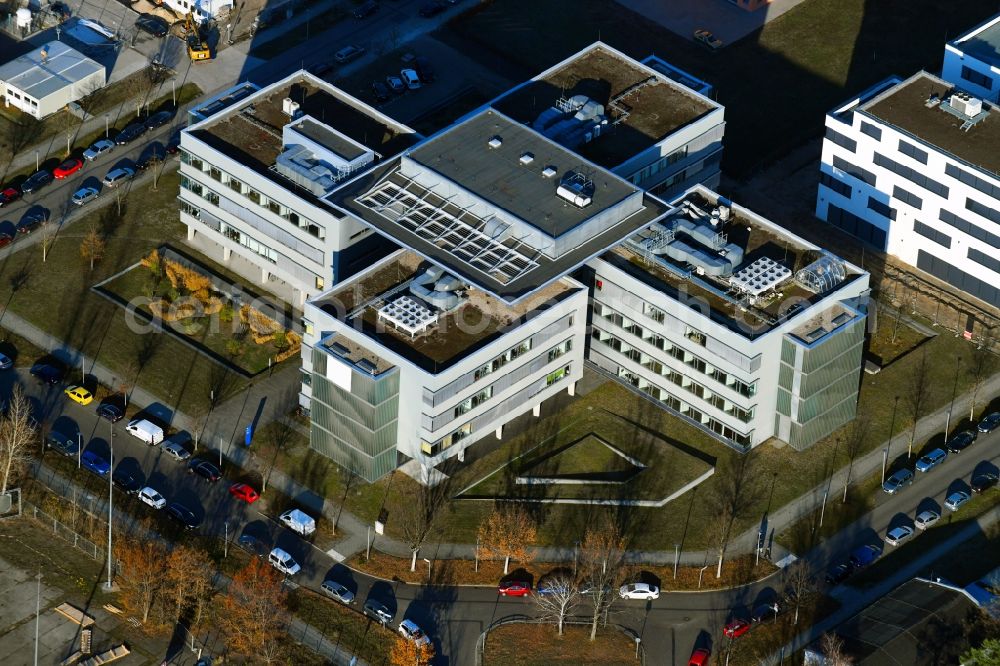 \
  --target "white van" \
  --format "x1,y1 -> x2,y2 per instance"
267,547 -> 301,576
278,508 -> 316,536
125,418 -> 164,445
